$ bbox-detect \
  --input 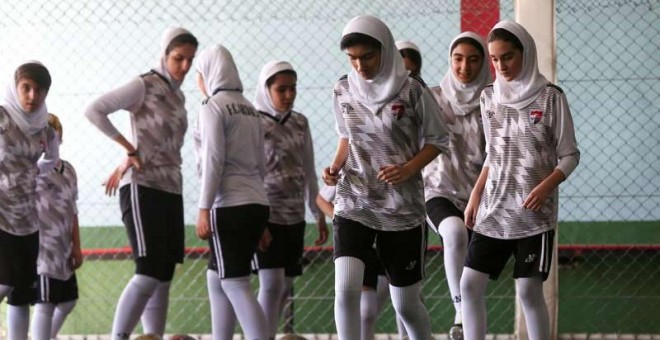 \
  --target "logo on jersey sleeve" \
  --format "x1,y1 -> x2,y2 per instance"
392,101 -> 405,121
340,103 -> 354,115
530,110 -> 543,124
